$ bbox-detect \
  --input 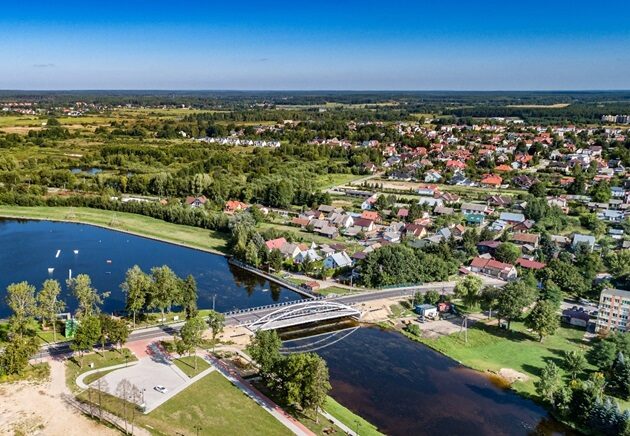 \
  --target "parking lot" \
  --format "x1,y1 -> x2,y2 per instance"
92,343 -> 212,413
